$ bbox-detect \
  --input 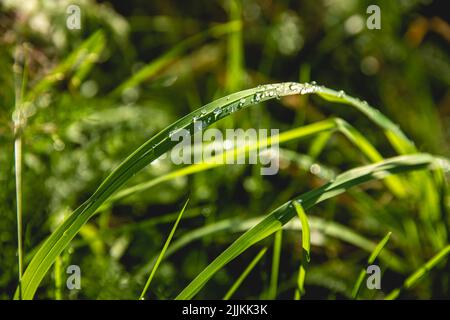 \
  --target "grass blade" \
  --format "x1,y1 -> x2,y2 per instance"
293,202 -> 310,300
106,117 -> 403,207
176,154 -> 446,299
385,244 -> 450,300
267,229 -> 282,299
13,44 -> 27,300
351,231 -> 392,299
223,248 -> 267,300
139,199 -> 189,300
